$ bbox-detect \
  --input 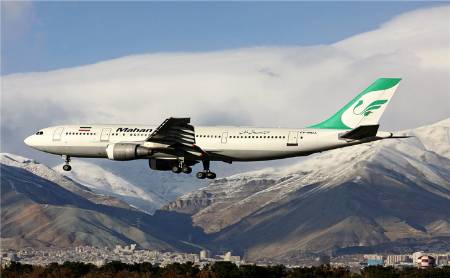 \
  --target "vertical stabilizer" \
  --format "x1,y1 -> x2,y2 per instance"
309,78 -> 401,129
